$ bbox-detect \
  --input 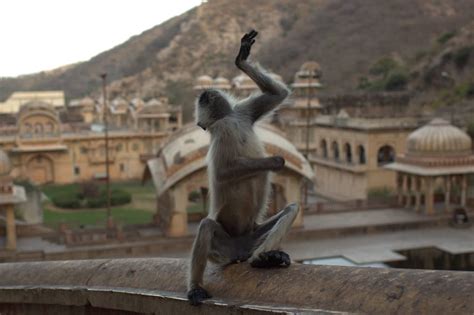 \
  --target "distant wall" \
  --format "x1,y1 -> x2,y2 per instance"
0,258 -> 473,314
